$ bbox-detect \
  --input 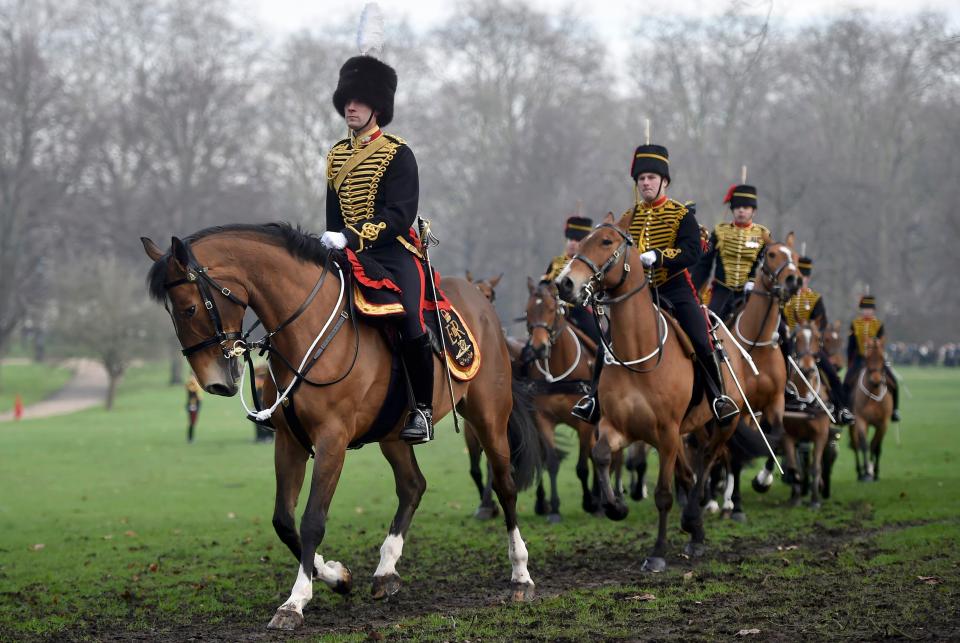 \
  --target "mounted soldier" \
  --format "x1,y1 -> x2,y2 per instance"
843,295 -> 900,422
695,182 -> 770,321
541,215 -> 602,346
321,52 -> 433,443
572,143 -> 738,425
782,256 -> 854,424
